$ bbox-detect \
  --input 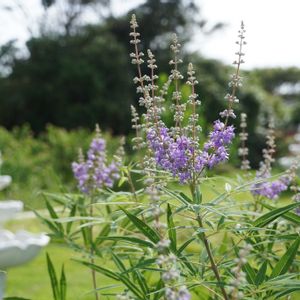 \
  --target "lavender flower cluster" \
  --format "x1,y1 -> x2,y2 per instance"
129,15 -> 246,185
251,172 -> 290,200
147,121 -> 235,183
249,119 -> 298,200
72,127 -> 123,193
